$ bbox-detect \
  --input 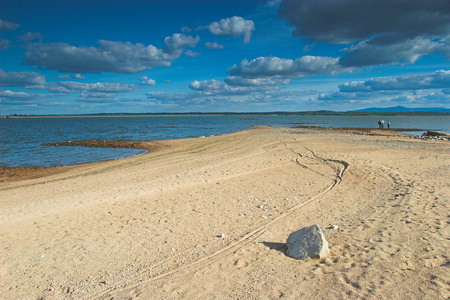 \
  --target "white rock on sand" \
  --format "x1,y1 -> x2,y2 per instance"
286,224 -> 329,260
